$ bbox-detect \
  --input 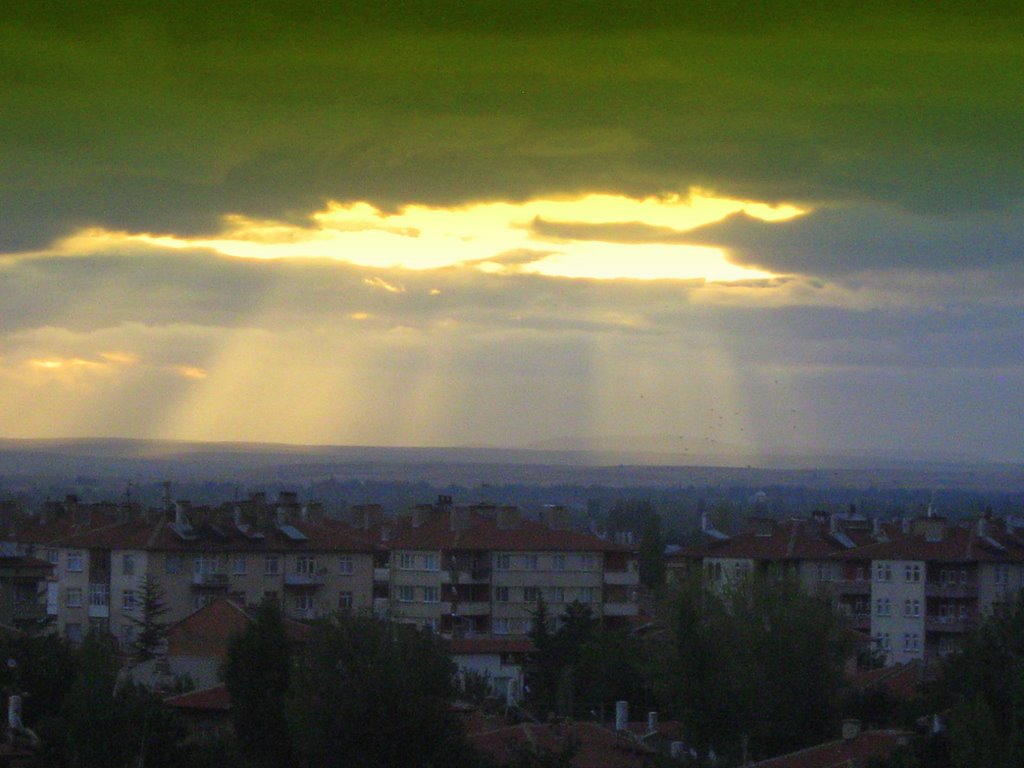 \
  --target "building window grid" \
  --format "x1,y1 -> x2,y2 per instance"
904,564 -> 921,583
123,554 -> 135,576
423,586 -> 440,603
339,555 -> 353,575
65,588 -> 82,608
88,583 -> 110,608
397,585 -> 415,603
122,590 -> 136,612
67,551 -> 83,573
264,555 -> 280,575
494,586 -> 510,603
